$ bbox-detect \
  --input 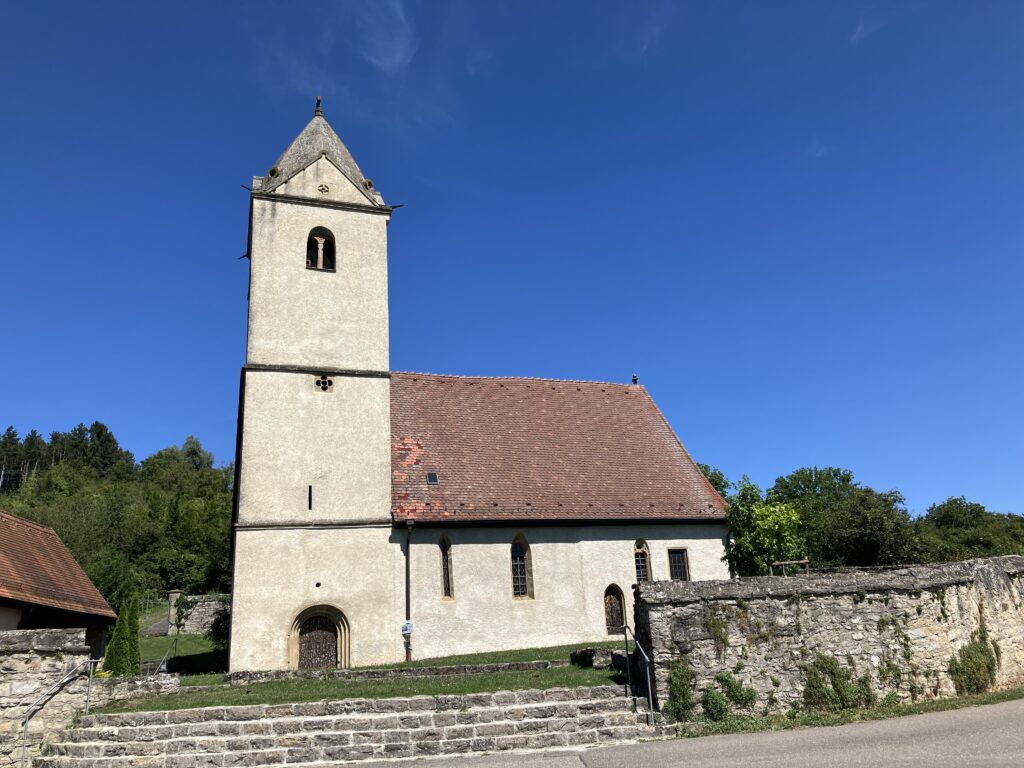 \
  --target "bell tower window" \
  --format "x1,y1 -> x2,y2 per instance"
306,227 -> 336,272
